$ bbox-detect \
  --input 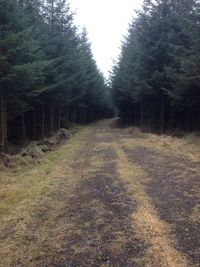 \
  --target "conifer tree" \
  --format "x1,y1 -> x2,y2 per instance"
111,0 -> 200,131
0,0 -> 111,149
